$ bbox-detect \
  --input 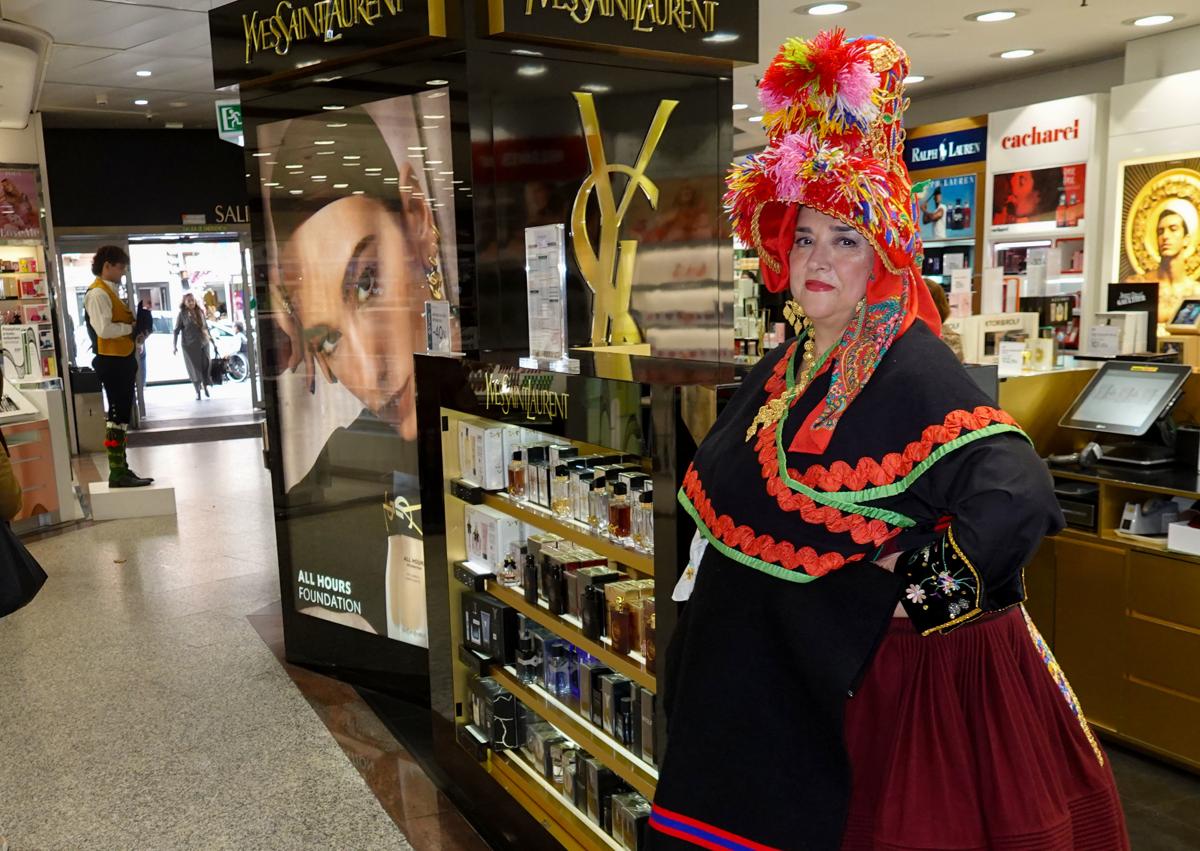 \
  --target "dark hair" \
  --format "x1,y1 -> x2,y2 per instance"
924,277 -> 951,323
91,245 -> 129,276
1159,208 -> 1190,235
